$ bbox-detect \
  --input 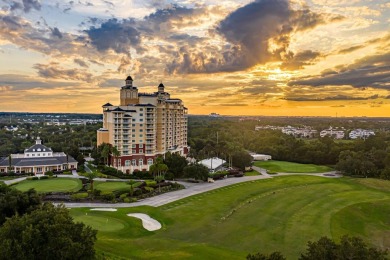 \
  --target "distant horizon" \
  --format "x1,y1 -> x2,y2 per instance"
2,111 -> 390,119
